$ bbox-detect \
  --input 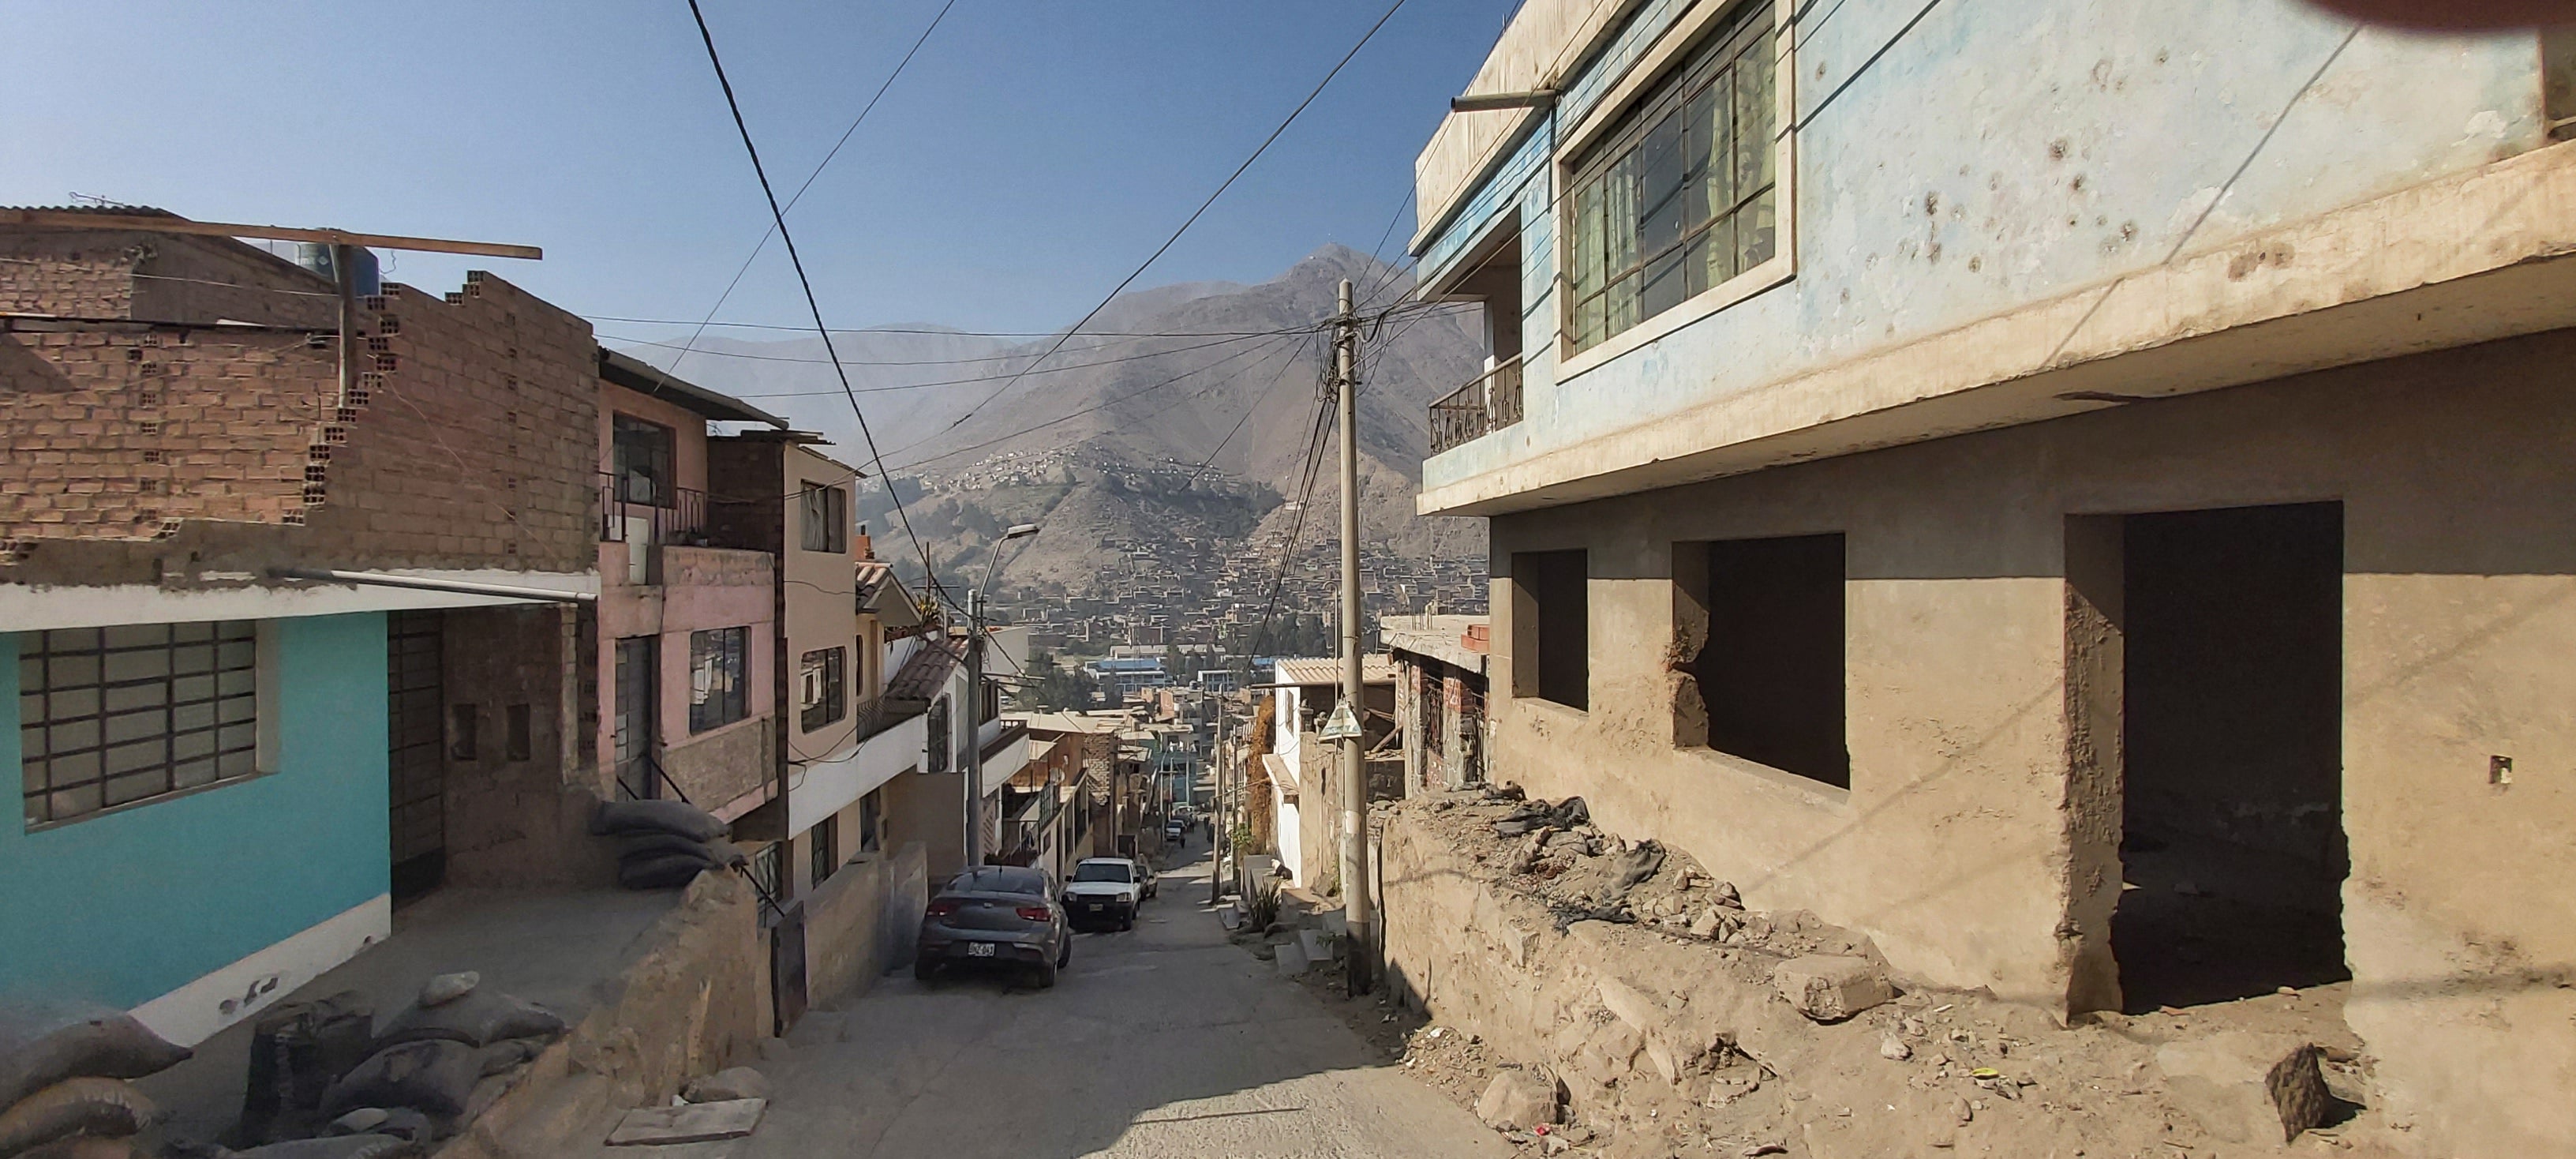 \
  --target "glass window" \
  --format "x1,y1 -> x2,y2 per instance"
811,813 -> 839,887
612,414 -> 676,507
798,482 -> 848,553
1563,6 -> 1777,356
1071,861 -> 1133,883
799,647 -> 847,733
688,627 -> 749,733
21,621 -> 261,827
926,696 -> 951,774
